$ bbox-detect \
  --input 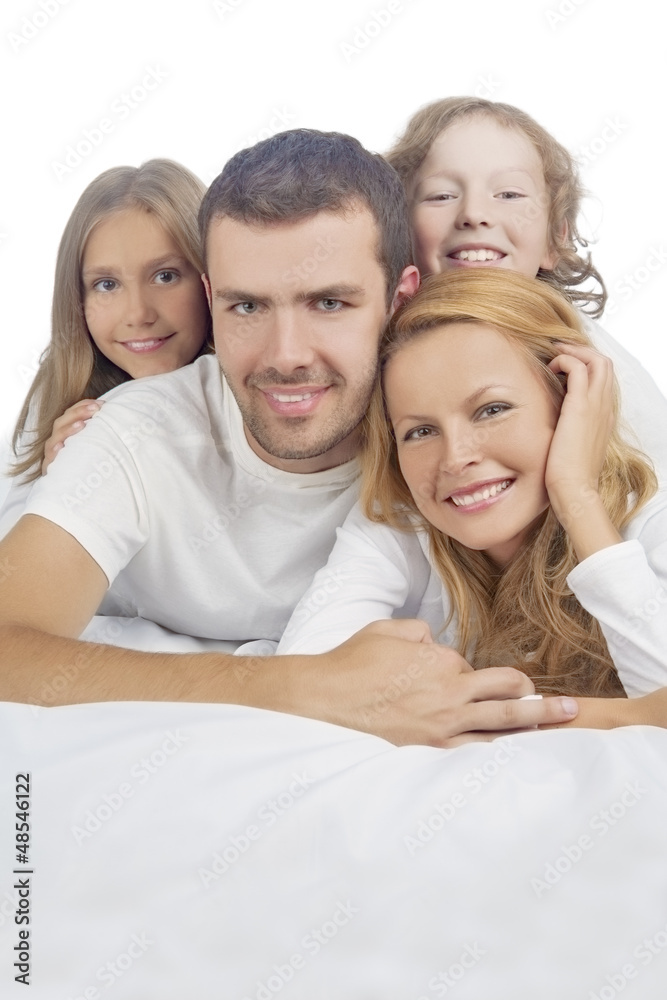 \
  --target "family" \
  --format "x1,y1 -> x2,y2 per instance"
1,97 -> 666,745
